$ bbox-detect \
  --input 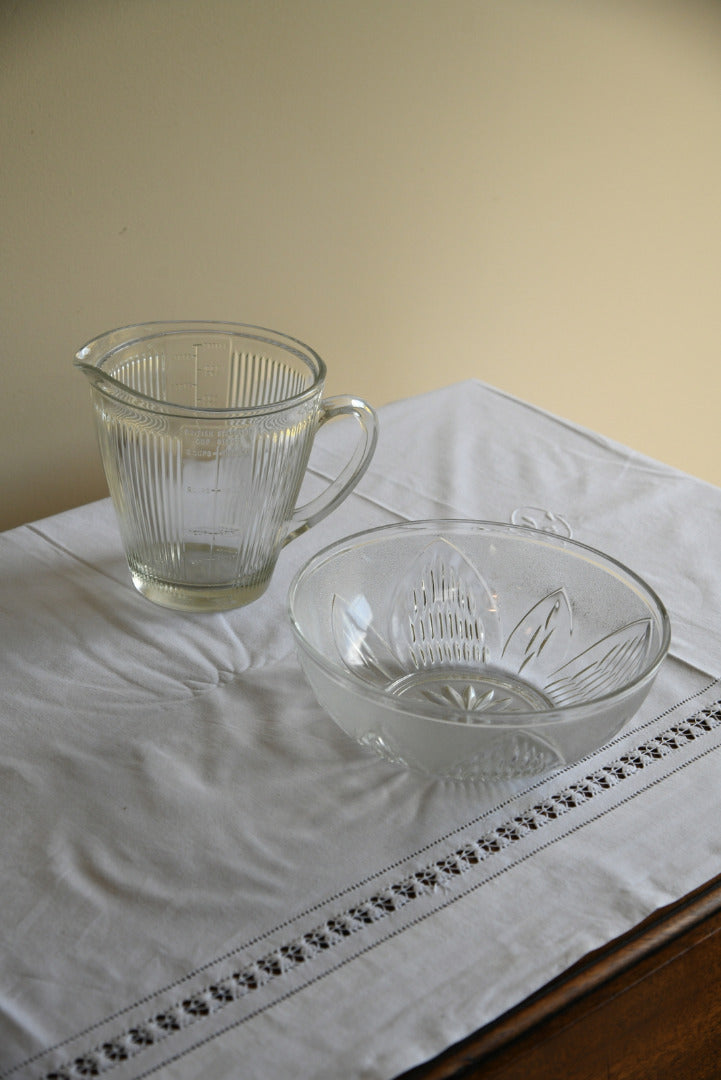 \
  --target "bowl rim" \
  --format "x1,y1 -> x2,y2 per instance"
287,518 -> 672,727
